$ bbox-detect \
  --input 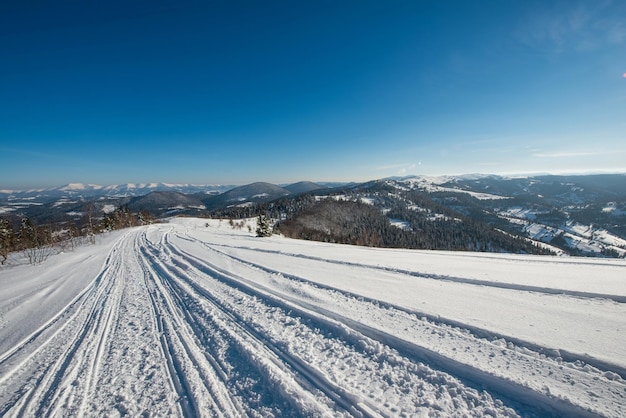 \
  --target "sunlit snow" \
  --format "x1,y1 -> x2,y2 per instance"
1,218 -> 625,417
